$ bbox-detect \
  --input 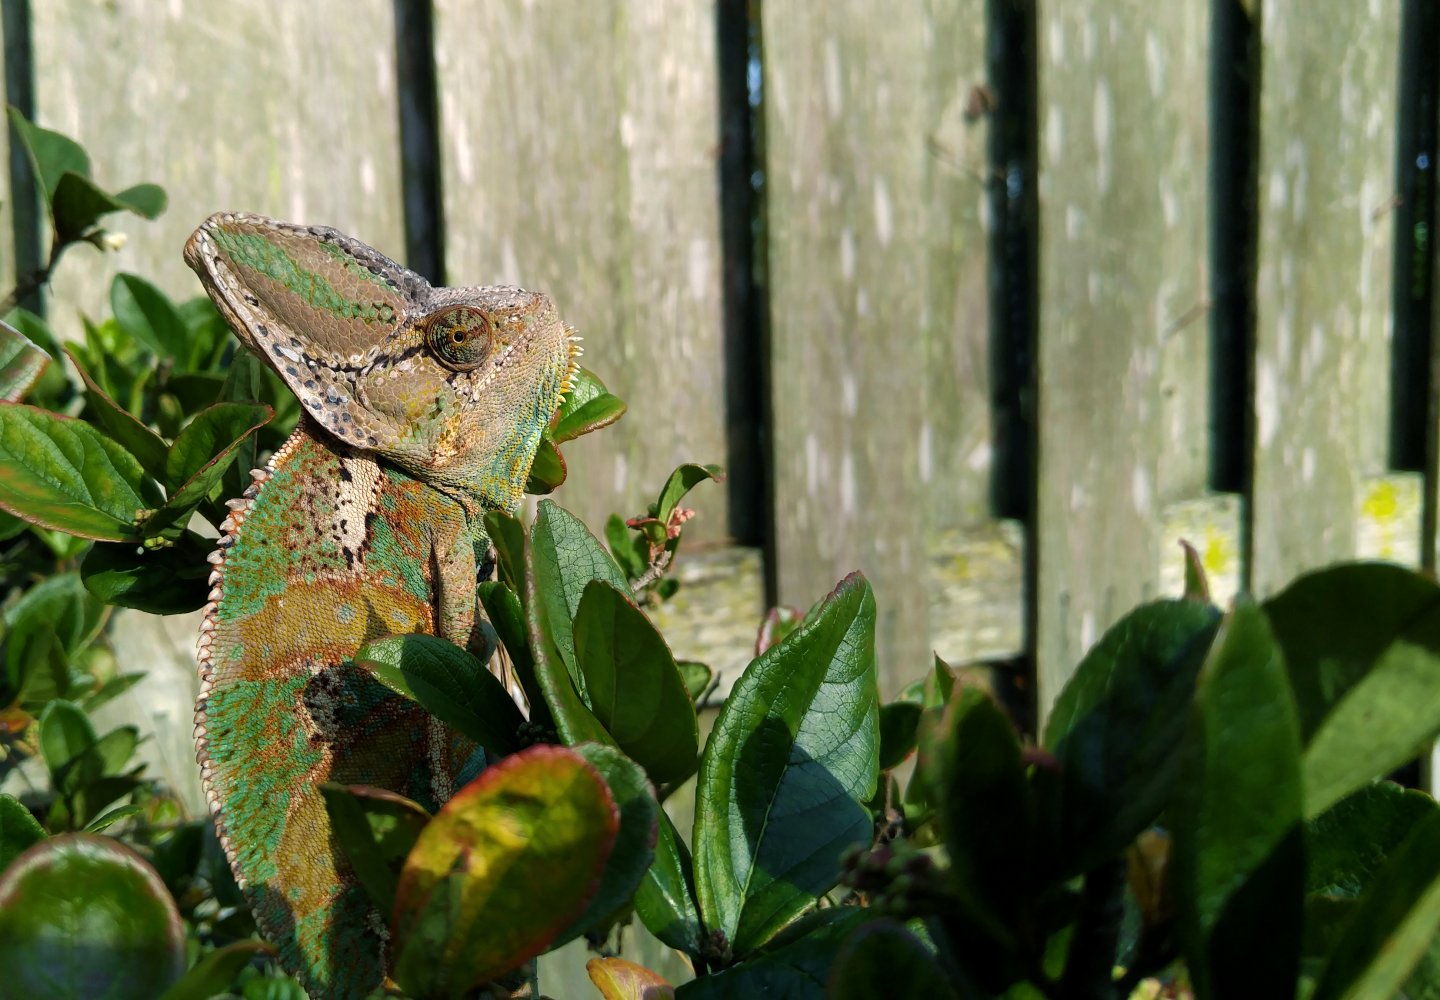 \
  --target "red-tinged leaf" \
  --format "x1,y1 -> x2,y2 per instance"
526,436 -> 567,494
0,403 -> 156,541
0,834 -> 186,999
587,957 -> 675,1000
389,745 -> 620,996
755,606 -> 802,655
